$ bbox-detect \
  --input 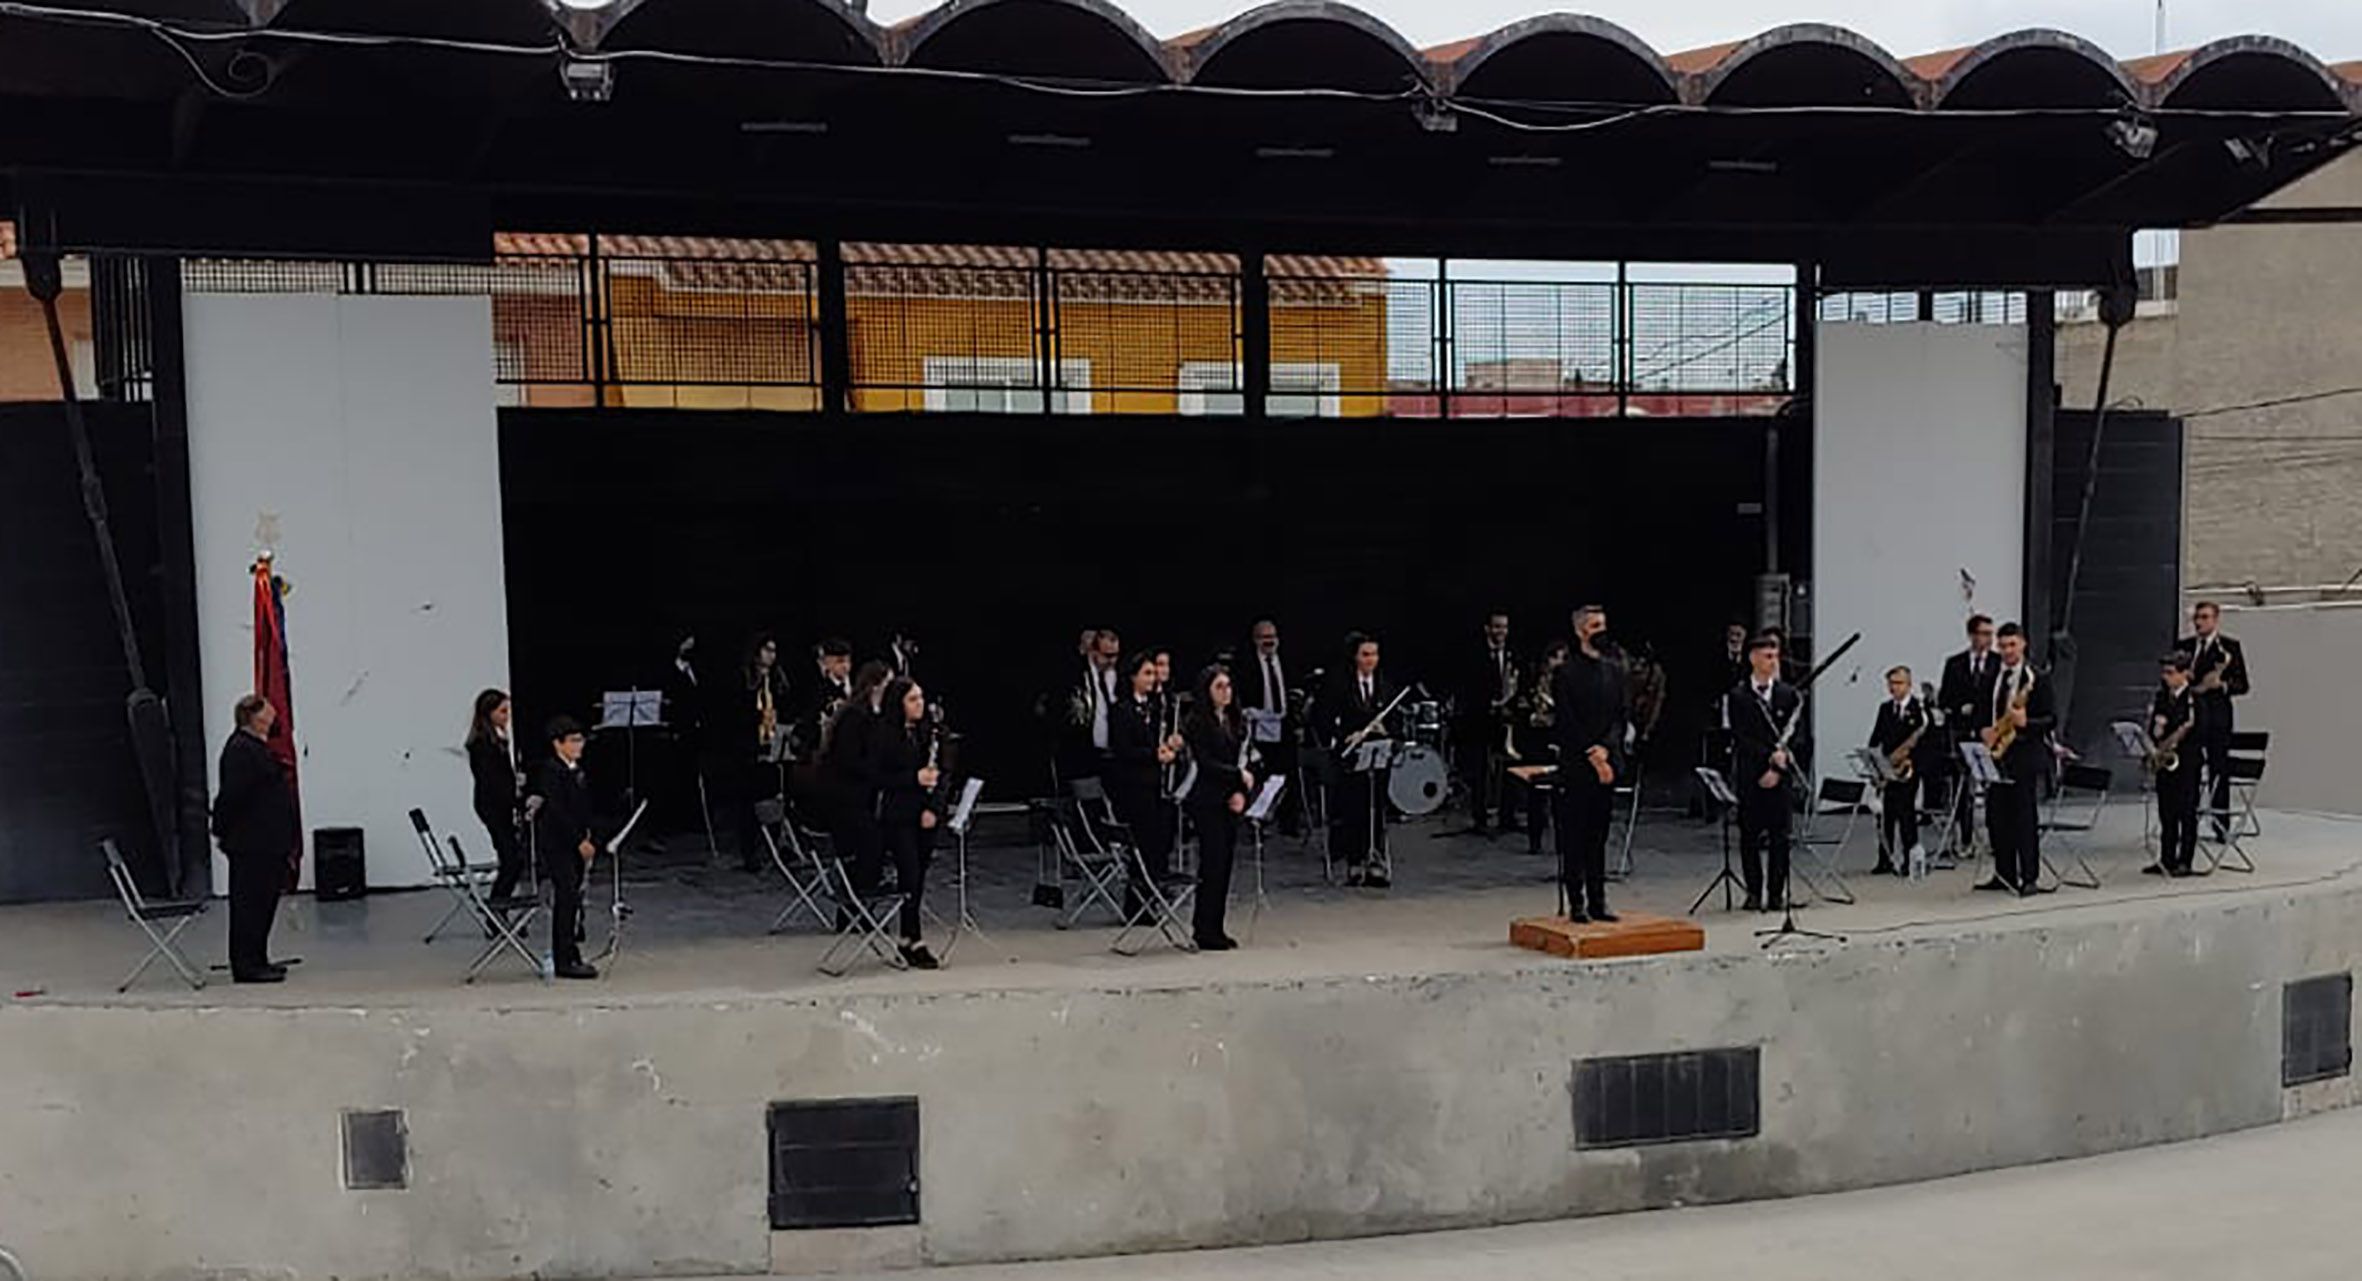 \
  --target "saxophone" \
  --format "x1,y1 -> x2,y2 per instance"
2148,713 -> 2196,774
1986,670 -> 2032,760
